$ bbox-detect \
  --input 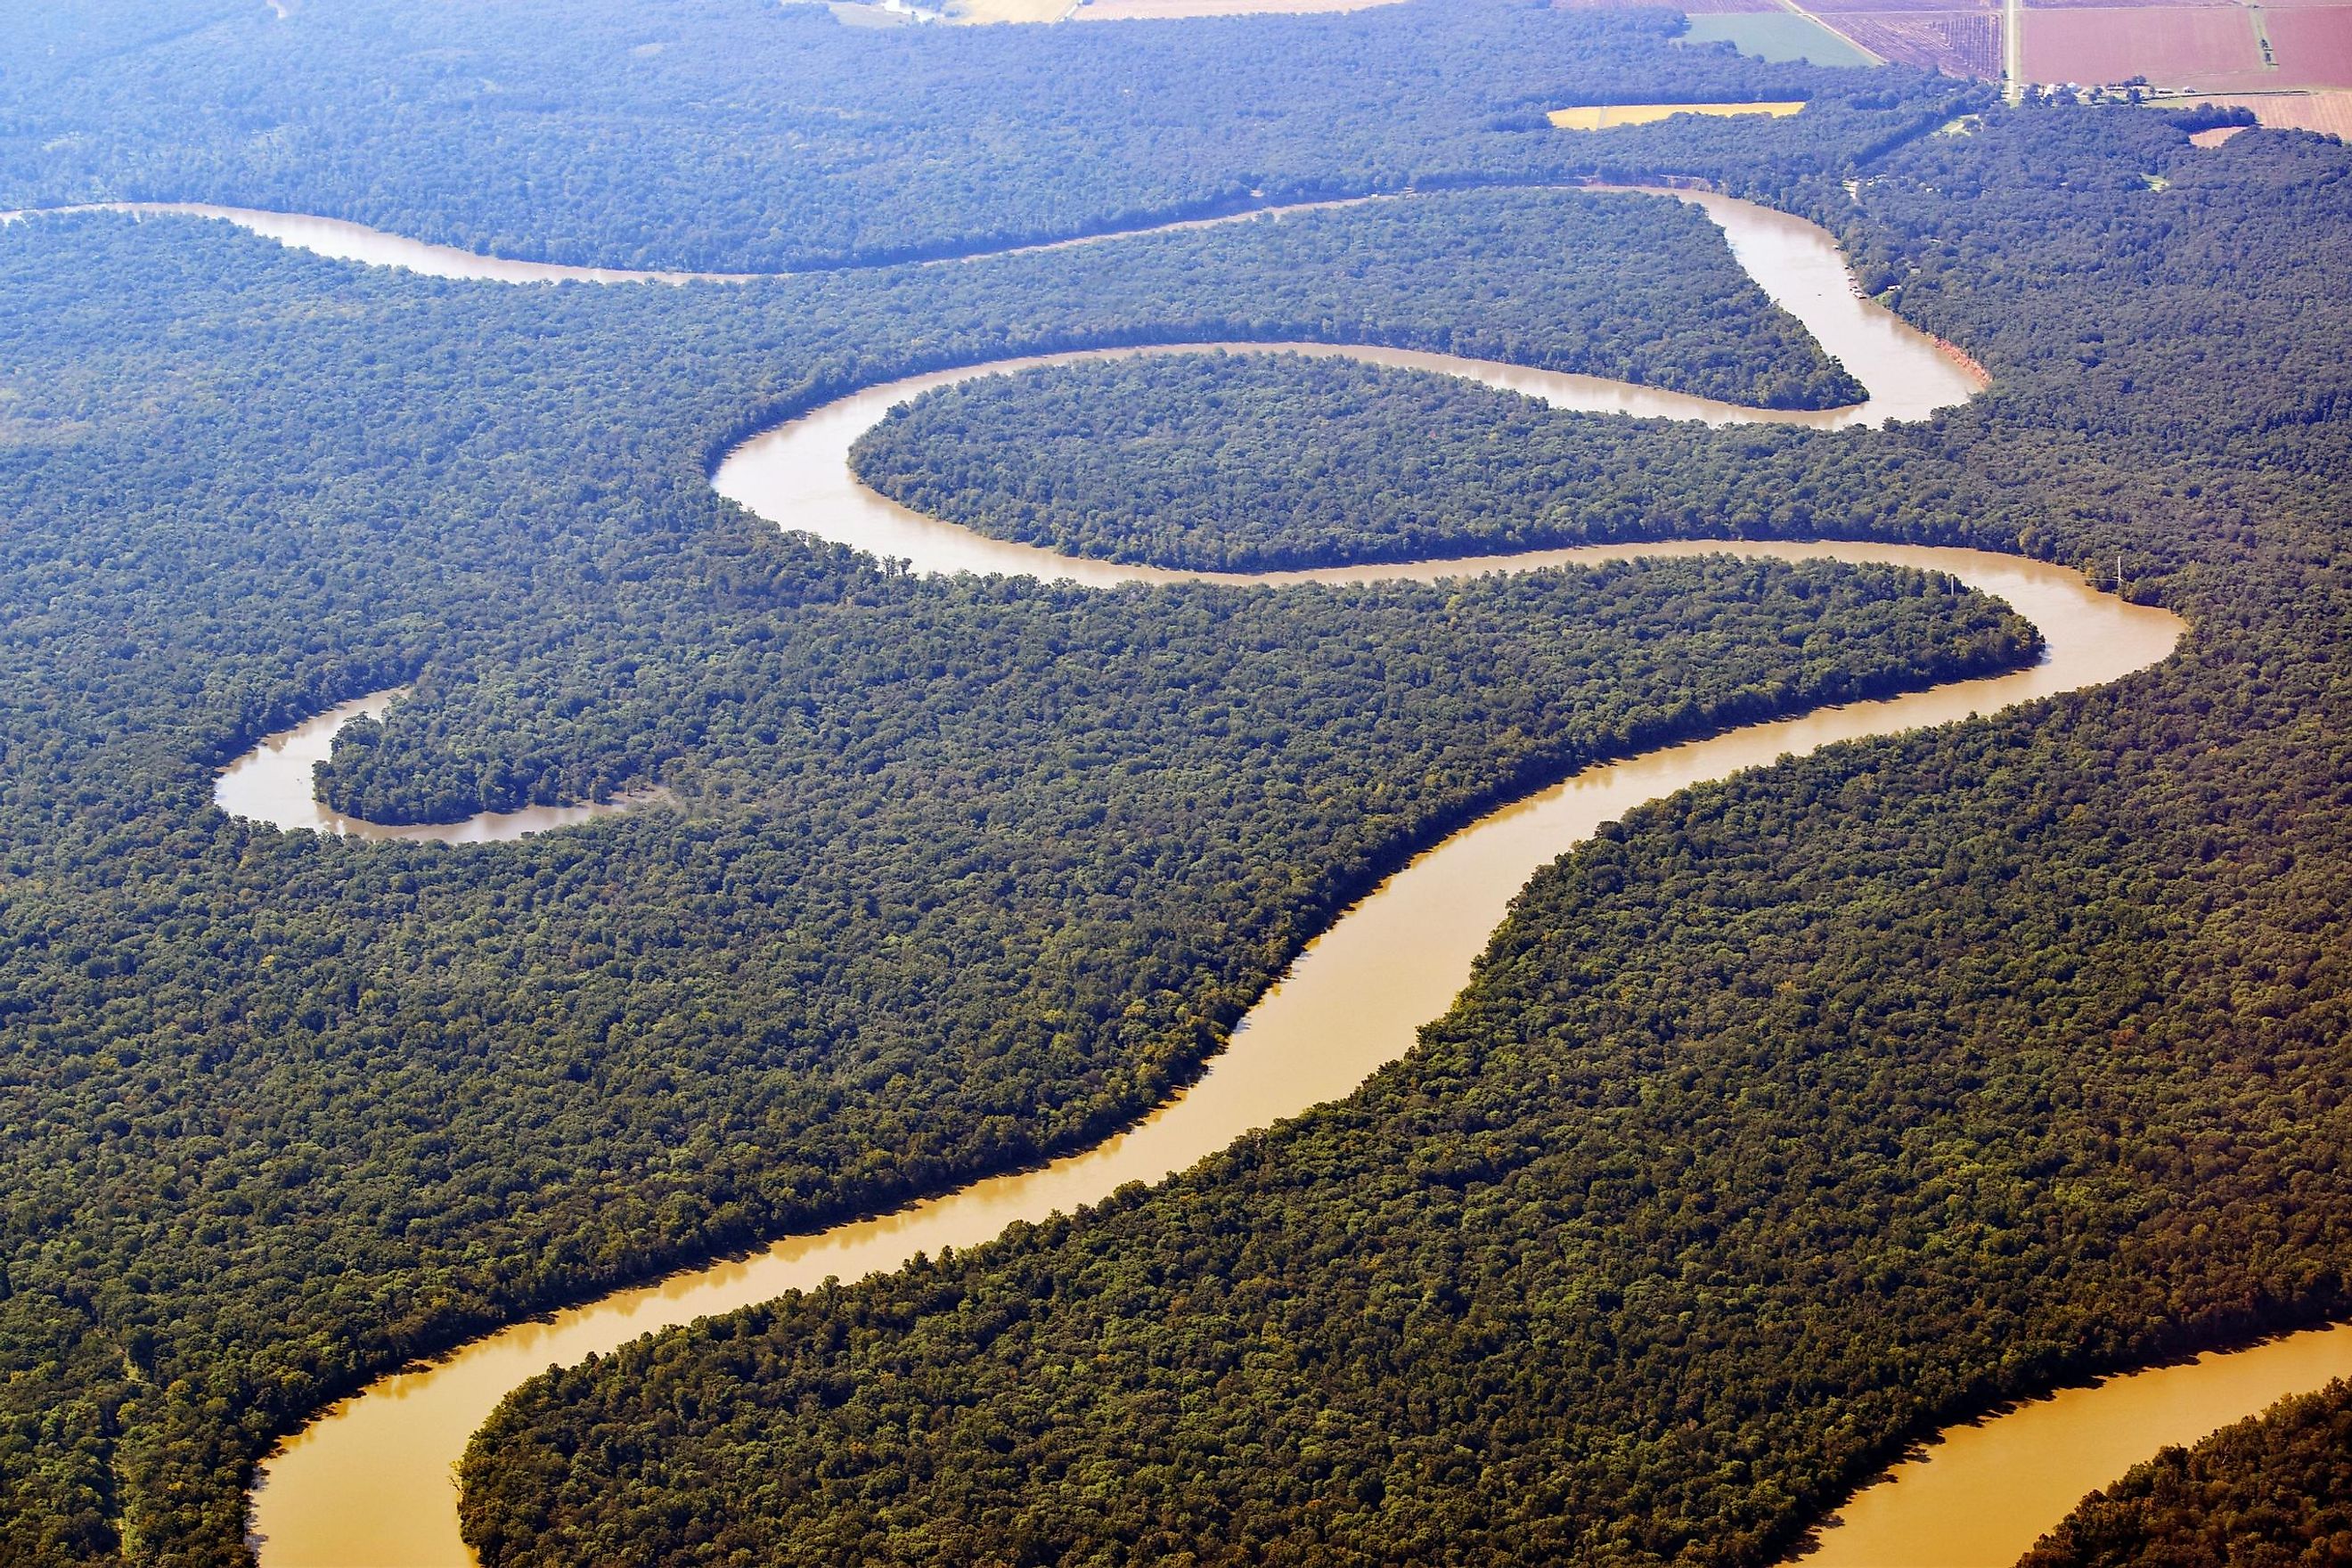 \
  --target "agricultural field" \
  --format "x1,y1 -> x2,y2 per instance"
2022,6 -> 2258,88
1682,12 -> 1882,65
2161,86 -> 2352,131
2023,0 -> 2352,92
1548,99 -> 1808,127
1826,11 -> 2003,77
1074,0 -> 1393,18
1562,0 -> 2348,93
2266,7 -> 2352,85
1663,0 -> 1996,78
946,0 -> 1071,20
1553,0 -> 1777,9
